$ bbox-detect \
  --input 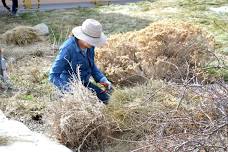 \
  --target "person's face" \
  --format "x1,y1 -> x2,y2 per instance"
79,40 -> 93,49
